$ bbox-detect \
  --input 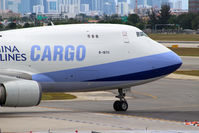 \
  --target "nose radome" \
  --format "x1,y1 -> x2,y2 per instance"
168,51 -> 182,69
160,51 -> 182,73
150,50 -> 182,77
